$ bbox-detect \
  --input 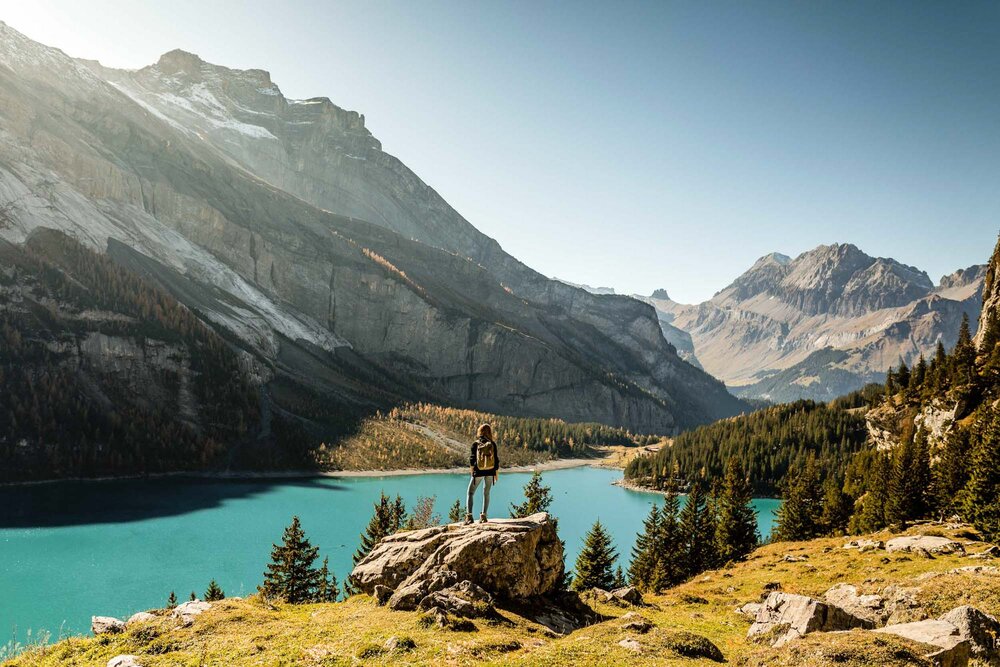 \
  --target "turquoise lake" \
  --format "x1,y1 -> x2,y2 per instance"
0,466 -> 780,645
